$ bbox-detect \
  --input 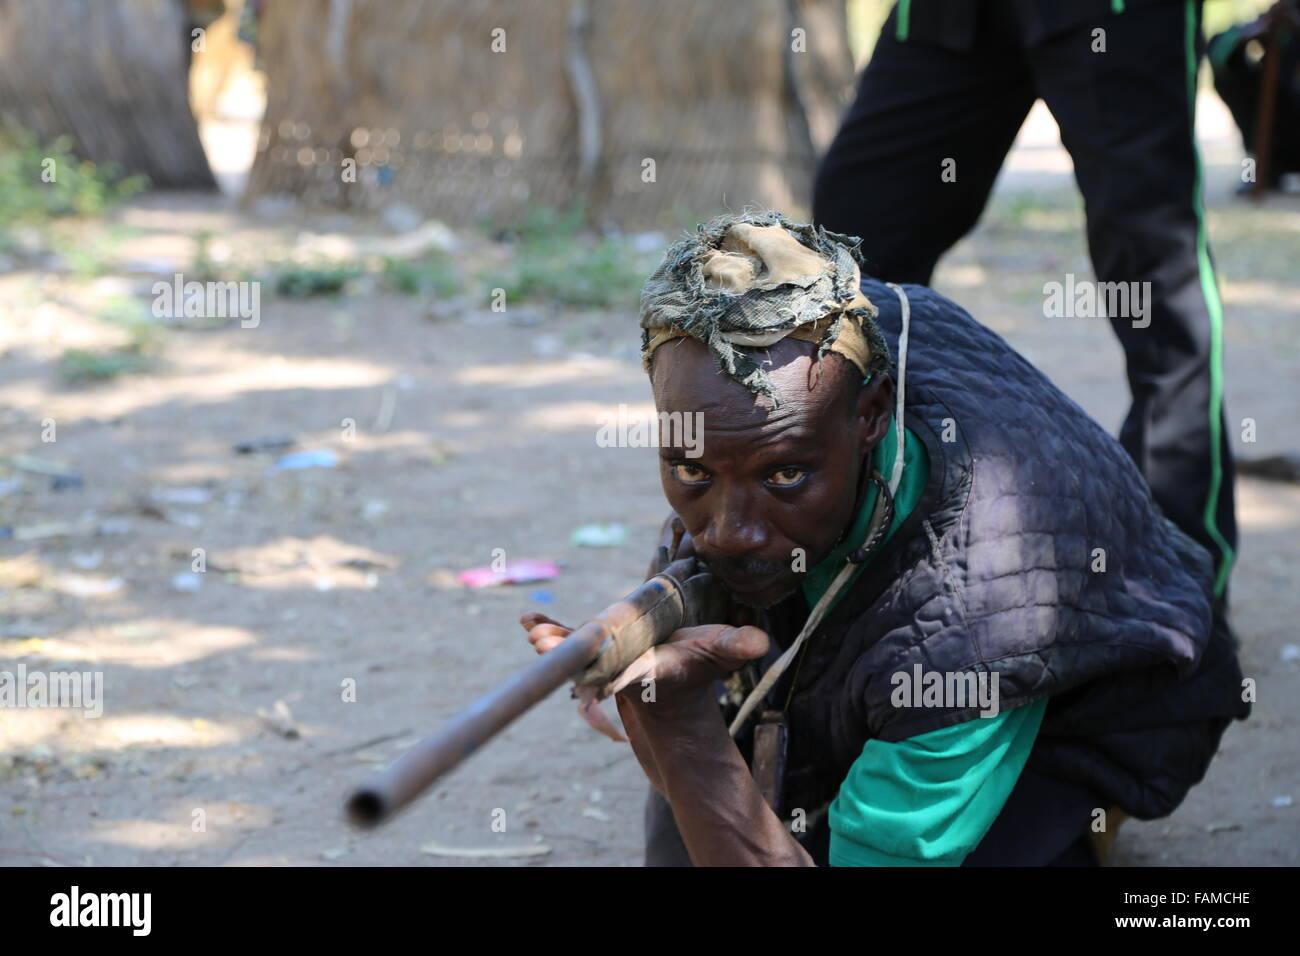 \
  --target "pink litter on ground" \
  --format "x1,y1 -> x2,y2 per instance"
458,561 -> 561,588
